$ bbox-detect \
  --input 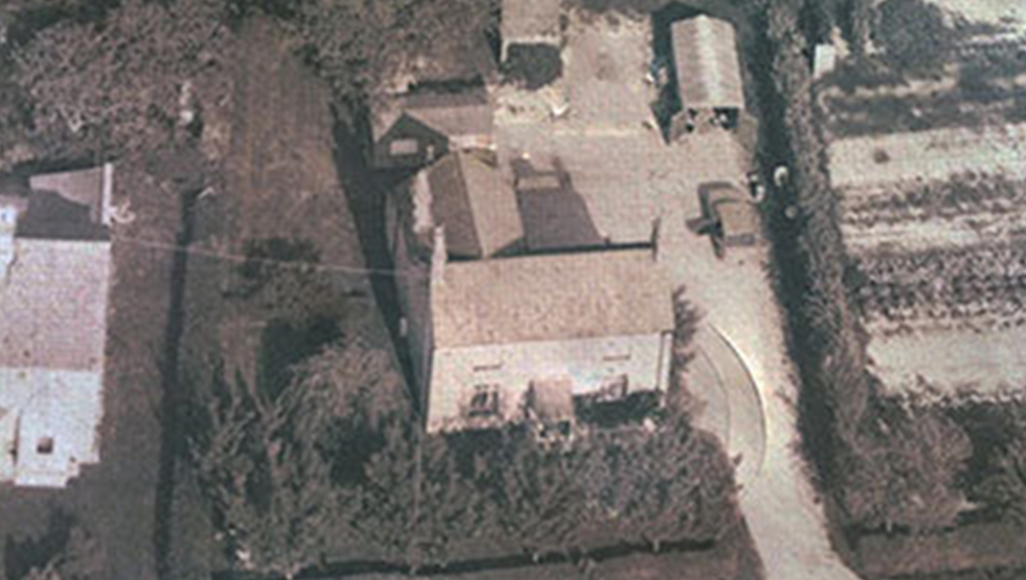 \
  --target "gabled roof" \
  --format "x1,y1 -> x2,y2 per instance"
416,150 -> 523,258
671,15 -> 745,110
432,247 -> 674,348
502,0 -> 562,44
374,88 -> 494,143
